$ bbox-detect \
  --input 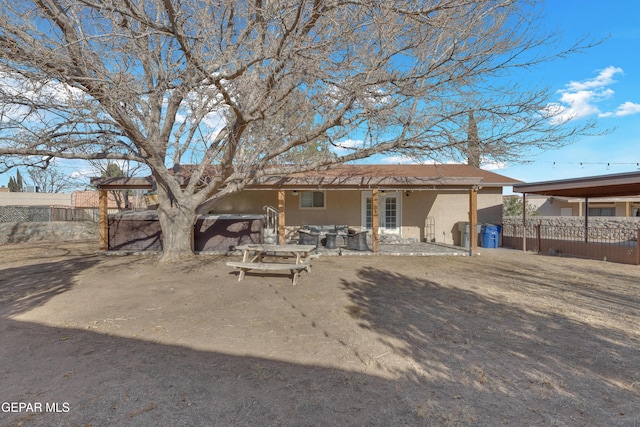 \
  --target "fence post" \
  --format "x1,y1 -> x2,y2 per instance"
522,193 -> 527,252
99,190 -> 109,251
536,224 -> 541,253
637,229 -> 640,266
